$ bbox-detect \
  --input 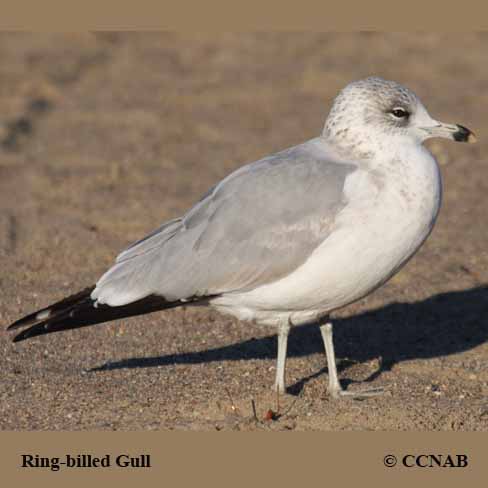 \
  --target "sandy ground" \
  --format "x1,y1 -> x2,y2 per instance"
0,33 -> 487,430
